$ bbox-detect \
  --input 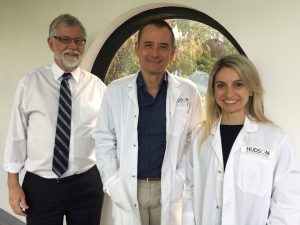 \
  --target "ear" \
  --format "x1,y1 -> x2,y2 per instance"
134,41 -> 139,52
170,46 -> 176,59
47,37 -> 54,51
